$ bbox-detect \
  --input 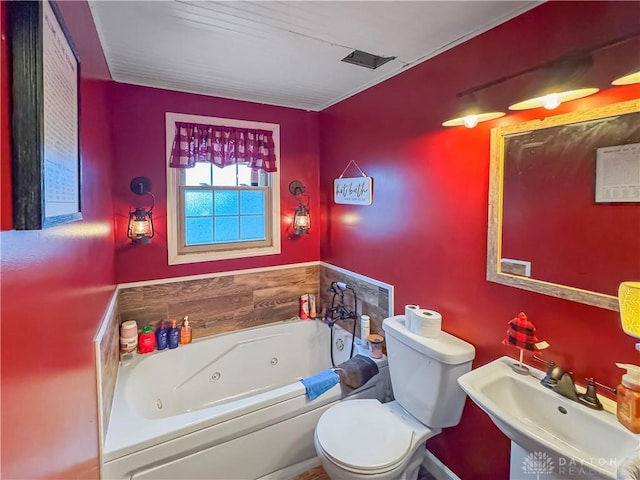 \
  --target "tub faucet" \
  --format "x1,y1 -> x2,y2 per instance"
324,282 -> 357,327
325,304 -> 356,325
